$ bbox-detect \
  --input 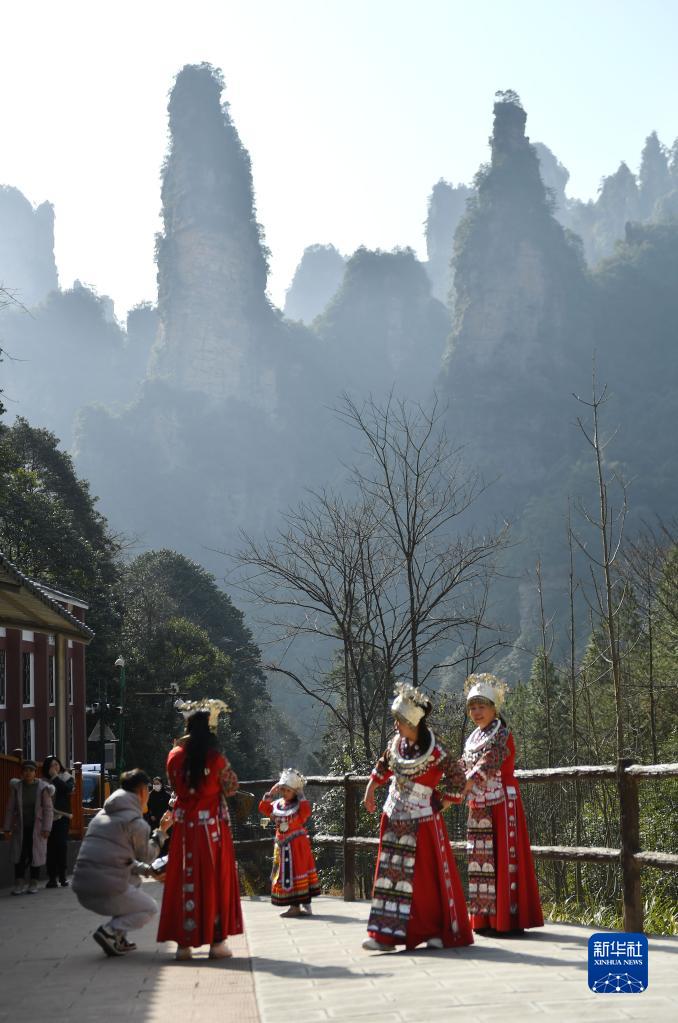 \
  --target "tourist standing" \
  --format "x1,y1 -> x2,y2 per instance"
362,684 -> 473,952
145,776 -> 171,829
460,673 -> 543,935
157,699 -> 243,960
3,760 -> 54,894
42,756 -> 75,888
